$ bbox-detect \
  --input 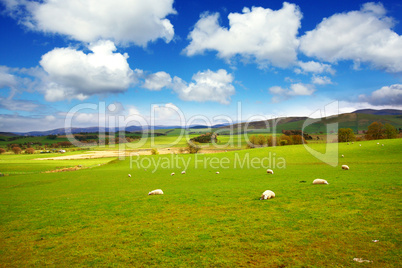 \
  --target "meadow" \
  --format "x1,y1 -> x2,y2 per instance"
0,138 -> 401,267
